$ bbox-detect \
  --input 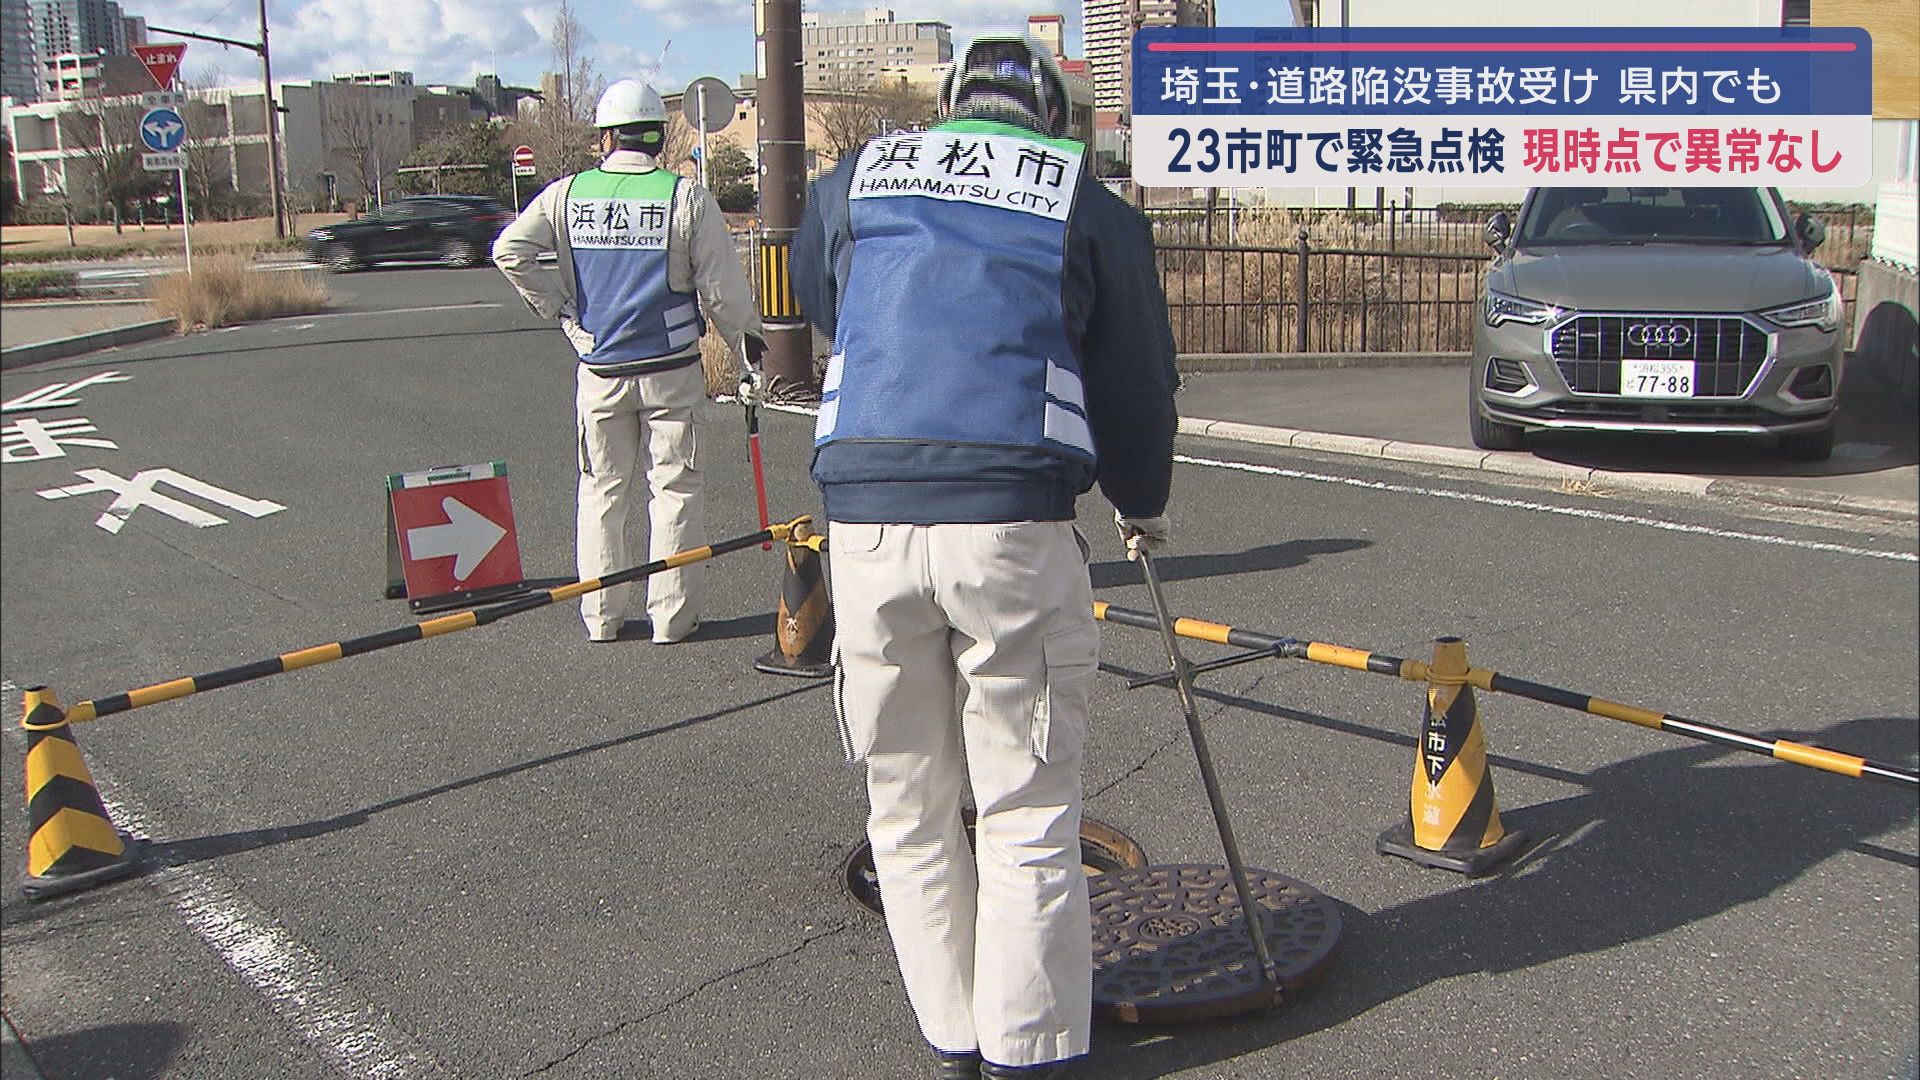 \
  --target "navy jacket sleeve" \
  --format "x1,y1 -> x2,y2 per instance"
792,159 -> 856,343
1072,181 -> 1177,520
